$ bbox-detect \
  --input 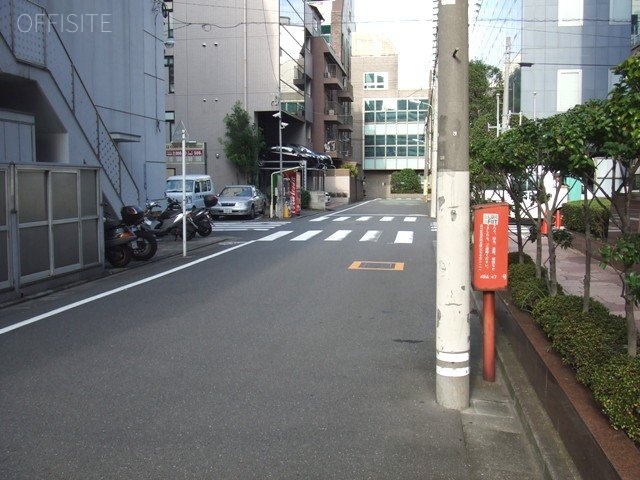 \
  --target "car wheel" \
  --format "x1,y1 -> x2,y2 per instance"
249,205 -> 256,219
